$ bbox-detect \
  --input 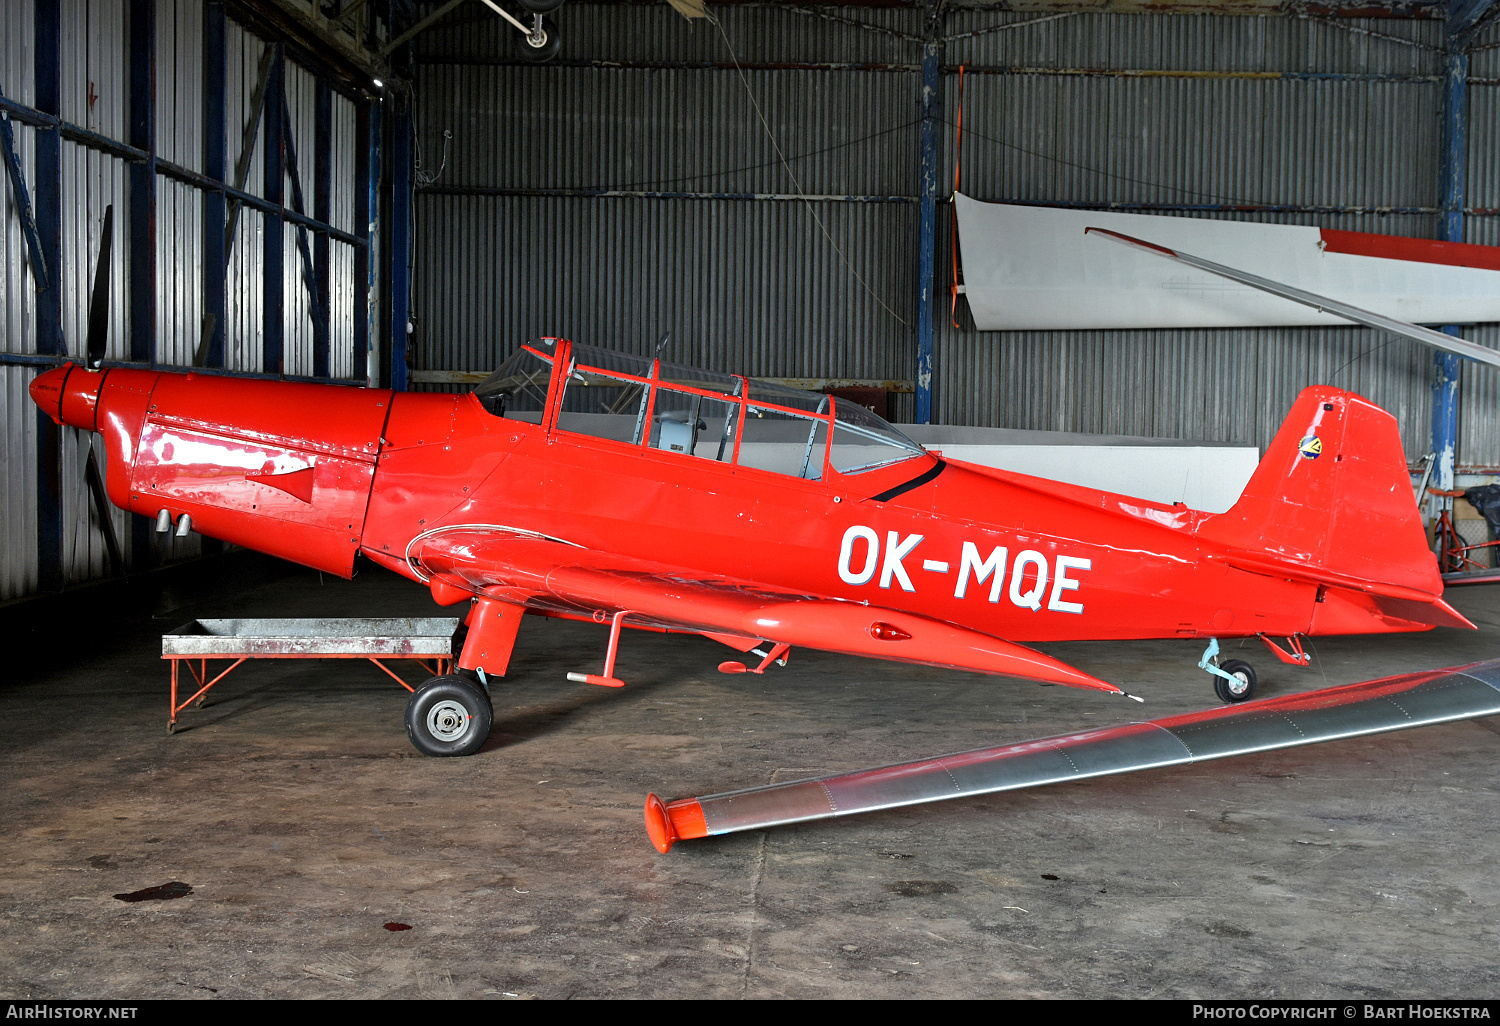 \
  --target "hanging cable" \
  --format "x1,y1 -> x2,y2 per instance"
708,11 -> 912,329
